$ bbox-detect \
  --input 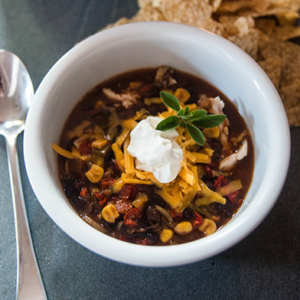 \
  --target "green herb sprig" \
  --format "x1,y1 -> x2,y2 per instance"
156,91 -> 226,146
